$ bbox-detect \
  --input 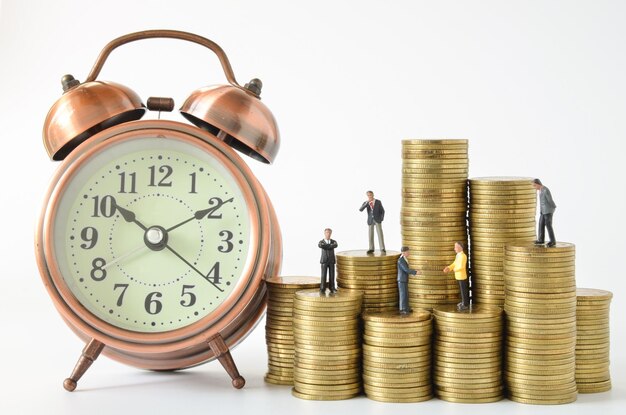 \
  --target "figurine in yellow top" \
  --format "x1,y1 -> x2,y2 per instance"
443,241 -> 469,310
